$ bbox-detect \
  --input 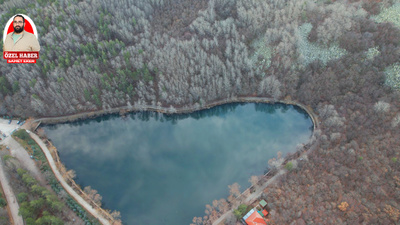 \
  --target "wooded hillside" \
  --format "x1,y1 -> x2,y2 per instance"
1,0 -> 400,224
